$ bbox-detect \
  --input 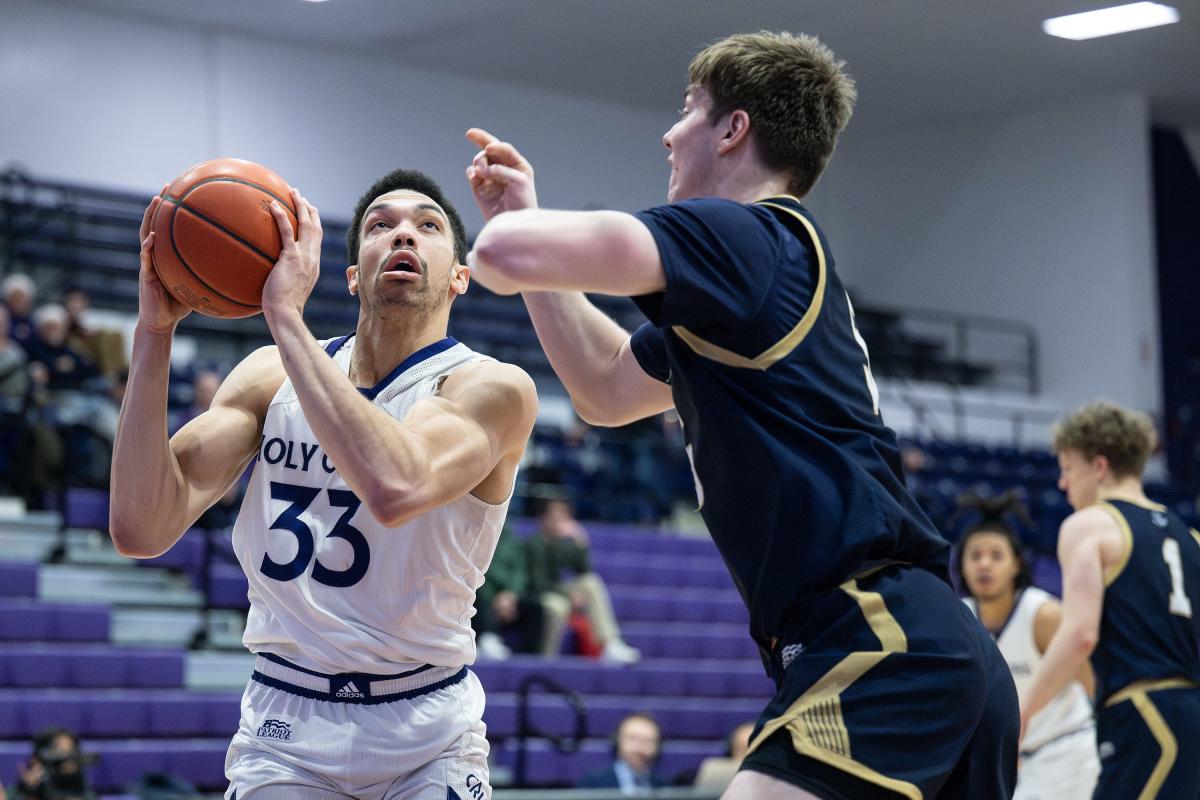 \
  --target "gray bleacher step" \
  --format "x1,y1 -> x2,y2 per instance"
39,563 -> 204,607
112,608 -> 245,649
0,526 -> 119,564
0,508 -> 61,534
187,650 -> 254,690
